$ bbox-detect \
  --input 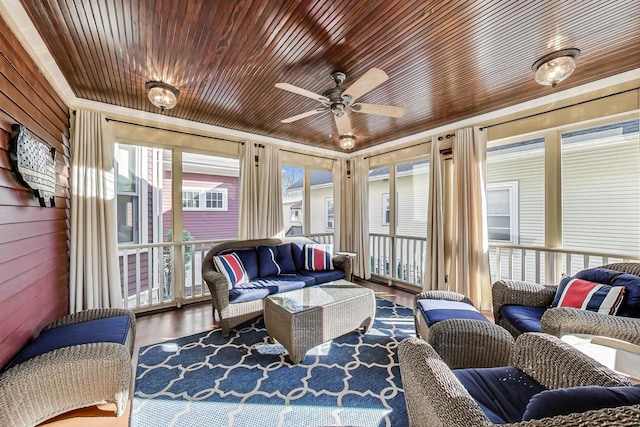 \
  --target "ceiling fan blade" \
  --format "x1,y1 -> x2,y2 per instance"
281,108 -> 326,123
334,113 -> 352,135
352,103 -> 407,118
275,82 -> 329,103
342,68 -> 389,102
